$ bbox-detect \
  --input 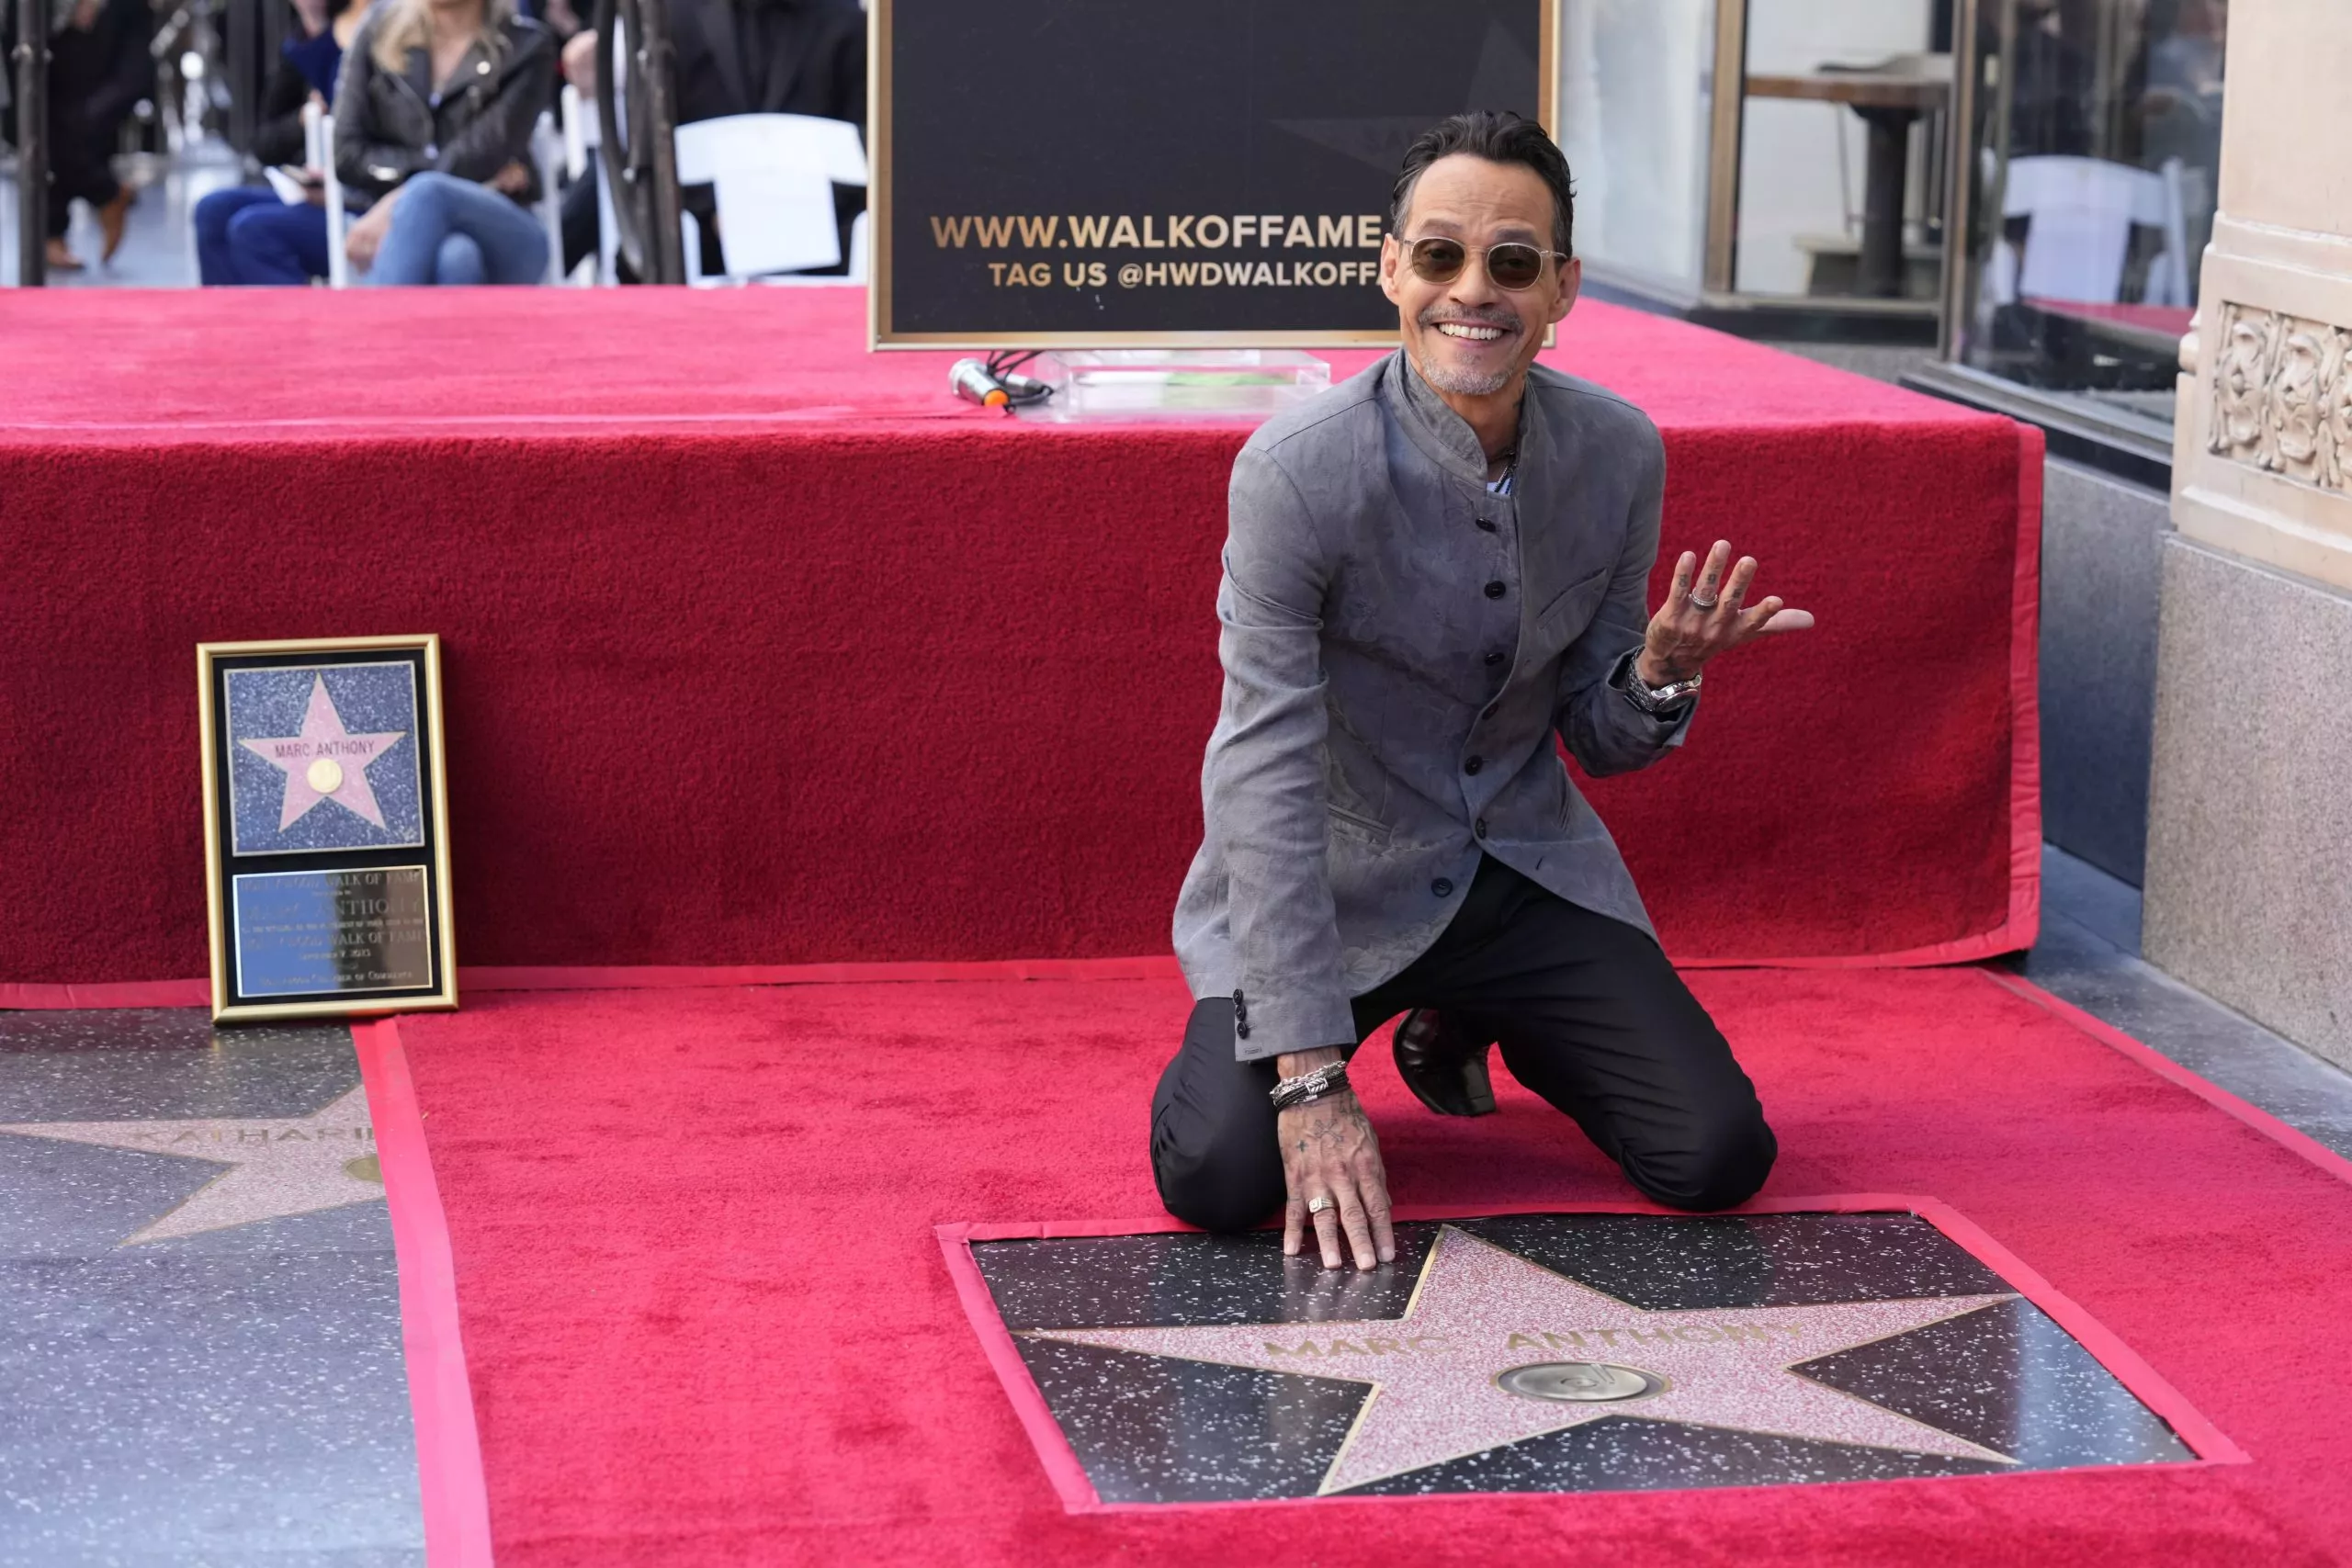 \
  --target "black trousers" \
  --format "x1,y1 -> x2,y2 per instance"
1151,856 -> 1776,1232
46,34 -> 126,238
